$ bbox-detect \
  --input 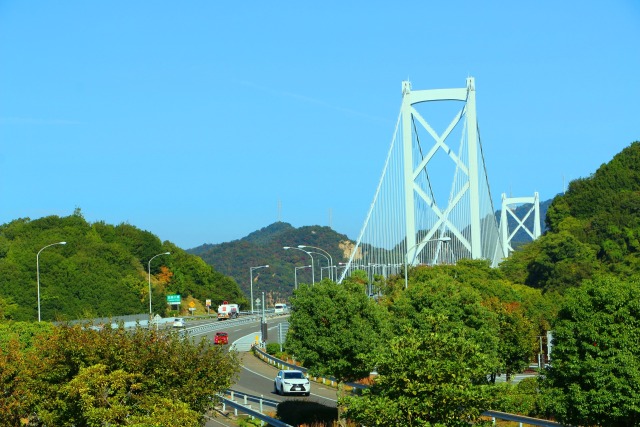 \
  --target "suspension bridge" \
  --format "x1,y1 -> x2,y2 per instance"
338,78 -> 541,284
